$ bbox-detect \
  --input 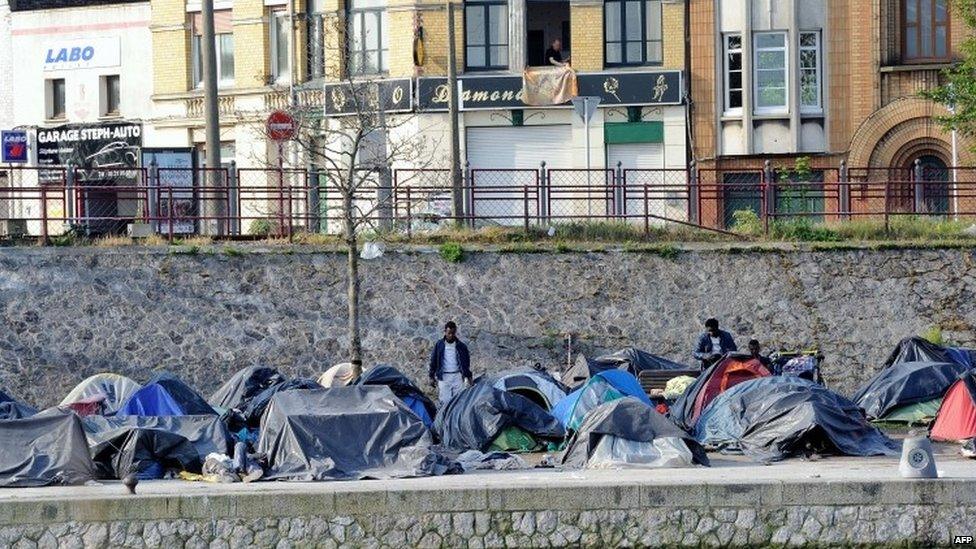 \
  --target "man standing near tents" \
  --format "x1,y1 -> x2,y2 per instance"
693,318 -> 738,370
429,321 -> 472,407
